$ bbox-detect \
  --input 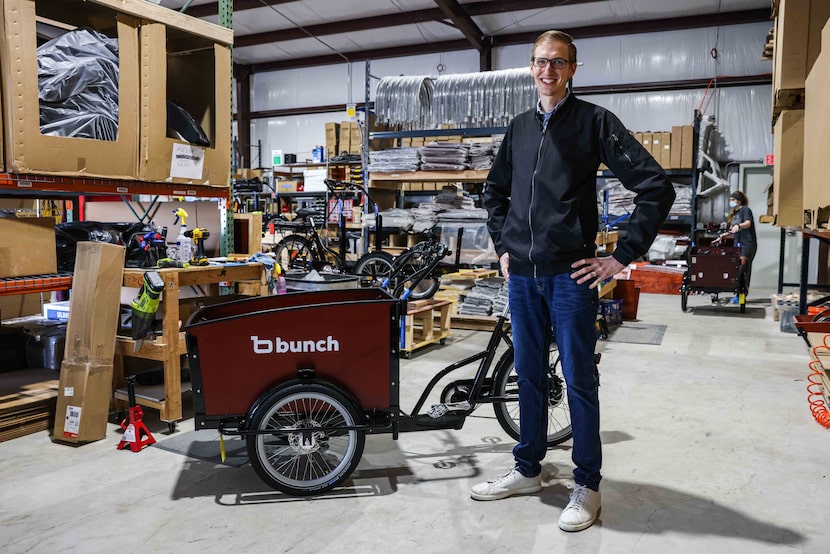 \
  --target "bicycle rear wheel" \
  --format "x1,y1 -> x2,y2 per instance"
492,346 -> 573,446
353,251 -> 394,287
273,235 -> 314,271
